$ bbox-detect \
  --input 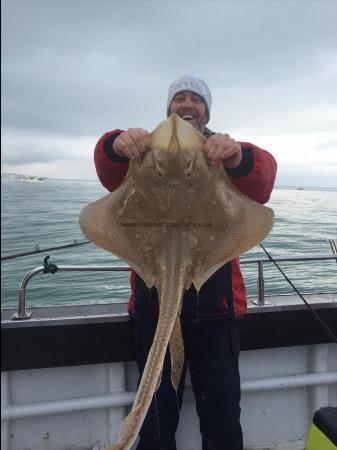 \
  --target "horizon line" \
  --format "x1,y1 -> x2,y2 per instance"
2,172 -> 337,190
